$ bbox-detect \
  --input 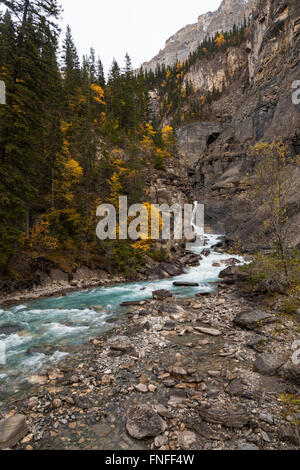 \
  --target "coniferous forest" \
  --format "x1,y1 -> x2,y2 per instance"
0,0 -> 247,285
